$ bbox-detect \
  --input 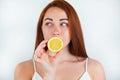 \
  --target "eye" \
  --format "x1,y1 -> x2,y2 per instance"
60,22 -> 68,27
45,22 -> 53,26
